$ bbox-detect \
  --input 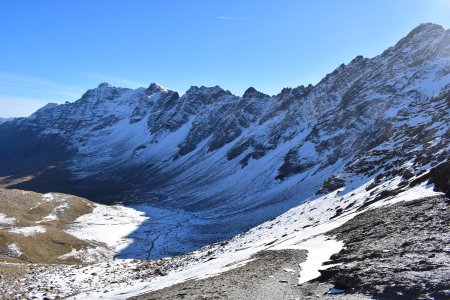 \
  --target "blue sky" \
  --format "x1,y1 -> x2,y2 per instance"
1,0 -> 449,117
